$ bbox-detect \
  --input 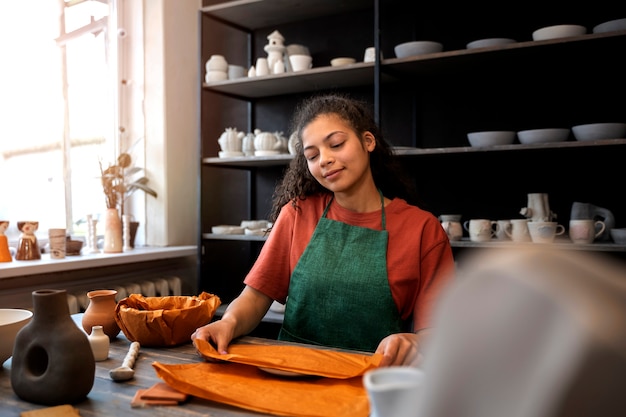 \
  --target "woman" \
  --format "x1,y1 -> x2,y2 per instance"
193,93 -> 455,366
